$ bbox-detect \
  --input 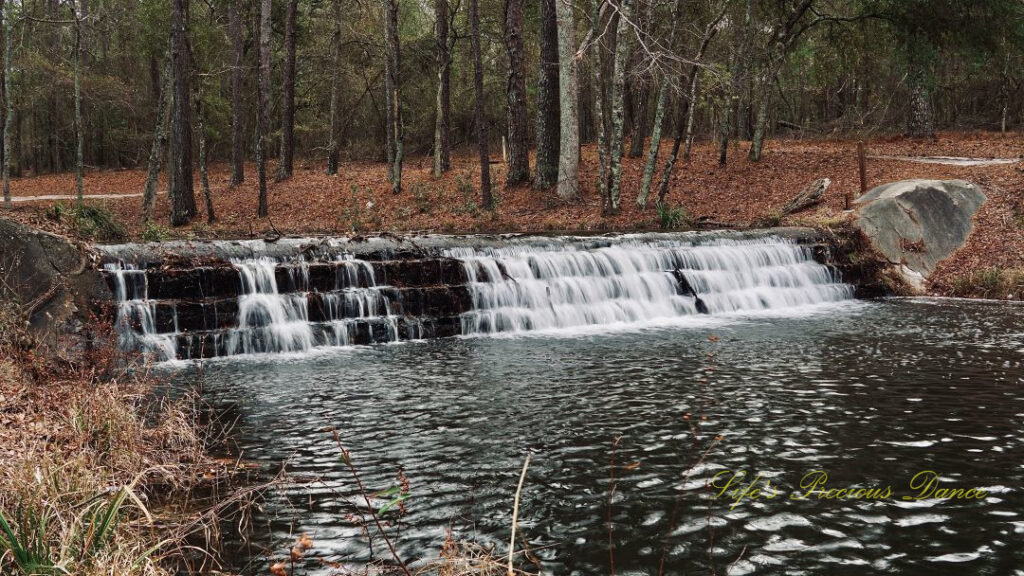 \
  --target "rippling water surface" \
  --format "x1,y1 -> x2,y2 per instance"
168,299 -> 1024,575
